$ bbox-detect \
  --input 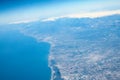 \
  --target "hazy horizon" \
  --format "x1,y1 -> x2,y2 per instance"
0,0 -> 120,24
